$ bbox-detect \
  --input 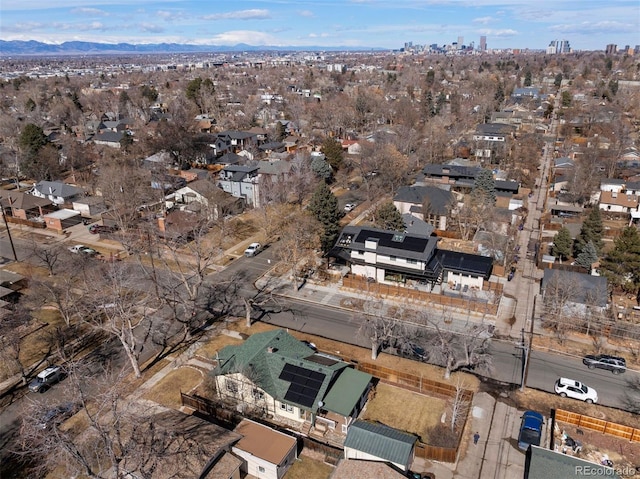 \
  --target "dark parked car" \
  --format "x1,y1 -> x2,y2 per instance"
38,402 -> 79,429
582,354 -> 627,374
89,224 -> 117,235
518,410 -> 544,451
28,366 -> 65,393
